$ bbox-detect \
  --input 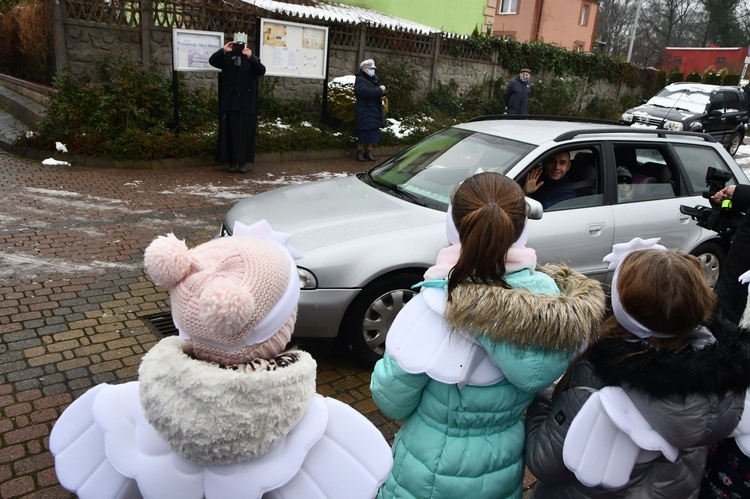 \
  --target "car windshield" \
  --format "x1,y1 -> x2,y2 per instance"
364,127 -> 534,210
647,86 -> 711,113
